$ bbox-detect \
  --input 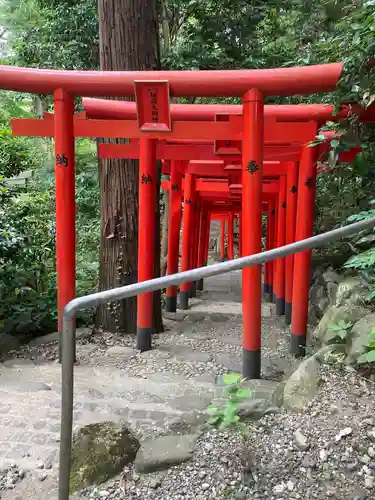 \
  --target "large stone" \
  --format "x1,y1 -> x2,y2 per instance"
326,282 -> 339,305
134,434 -> 198,473
314,305 -> 370,344
69,421 -> 139,493
215,353 -> 241,372
106,346 -> 135,358
283,356 -> 321,412
212,378 -> 282,420
335,277 -> 370,308
323,268 -> 341,284
0,333 -> 20,355
29,327 -> 92,347
346,313 -> 375,365
2,381 -> 51,392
